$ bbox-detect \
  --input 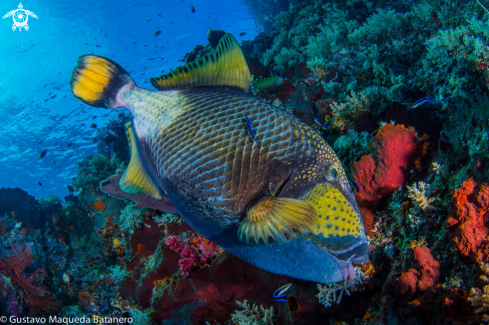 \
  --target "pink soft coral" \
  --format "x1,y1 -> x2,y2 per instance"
165,235 -> 218,276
